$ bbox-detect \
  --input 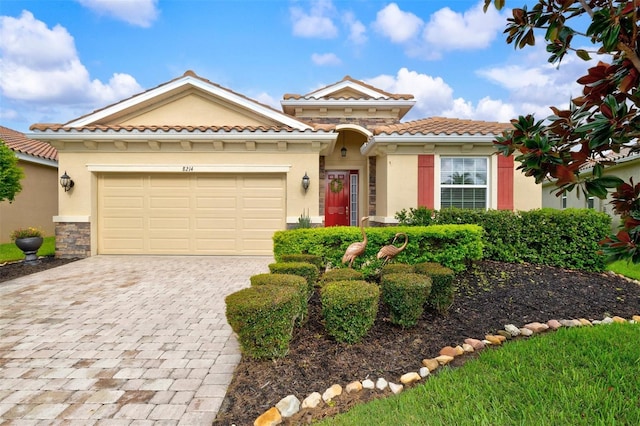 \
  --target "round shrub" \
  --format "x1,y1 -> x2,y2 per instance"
250,273 -> 308,325
268,262 -> 319,299
280,253 -> 324,270
414,262 -> 455,314
321,280 -> 380,344
318,268 -> 364,287
225,285 -> 298,359
380,263 -> 415,276
381,273 -> 432,327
